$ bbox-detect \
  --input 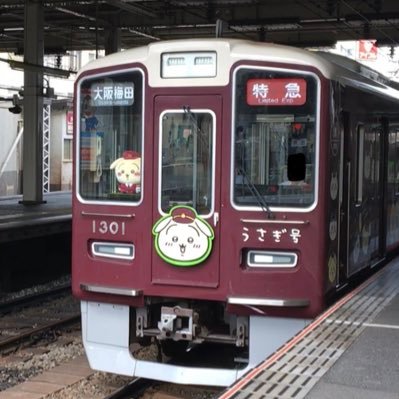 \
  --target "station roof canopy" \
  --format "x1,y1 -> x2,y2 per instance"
2,0 -> 399,55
